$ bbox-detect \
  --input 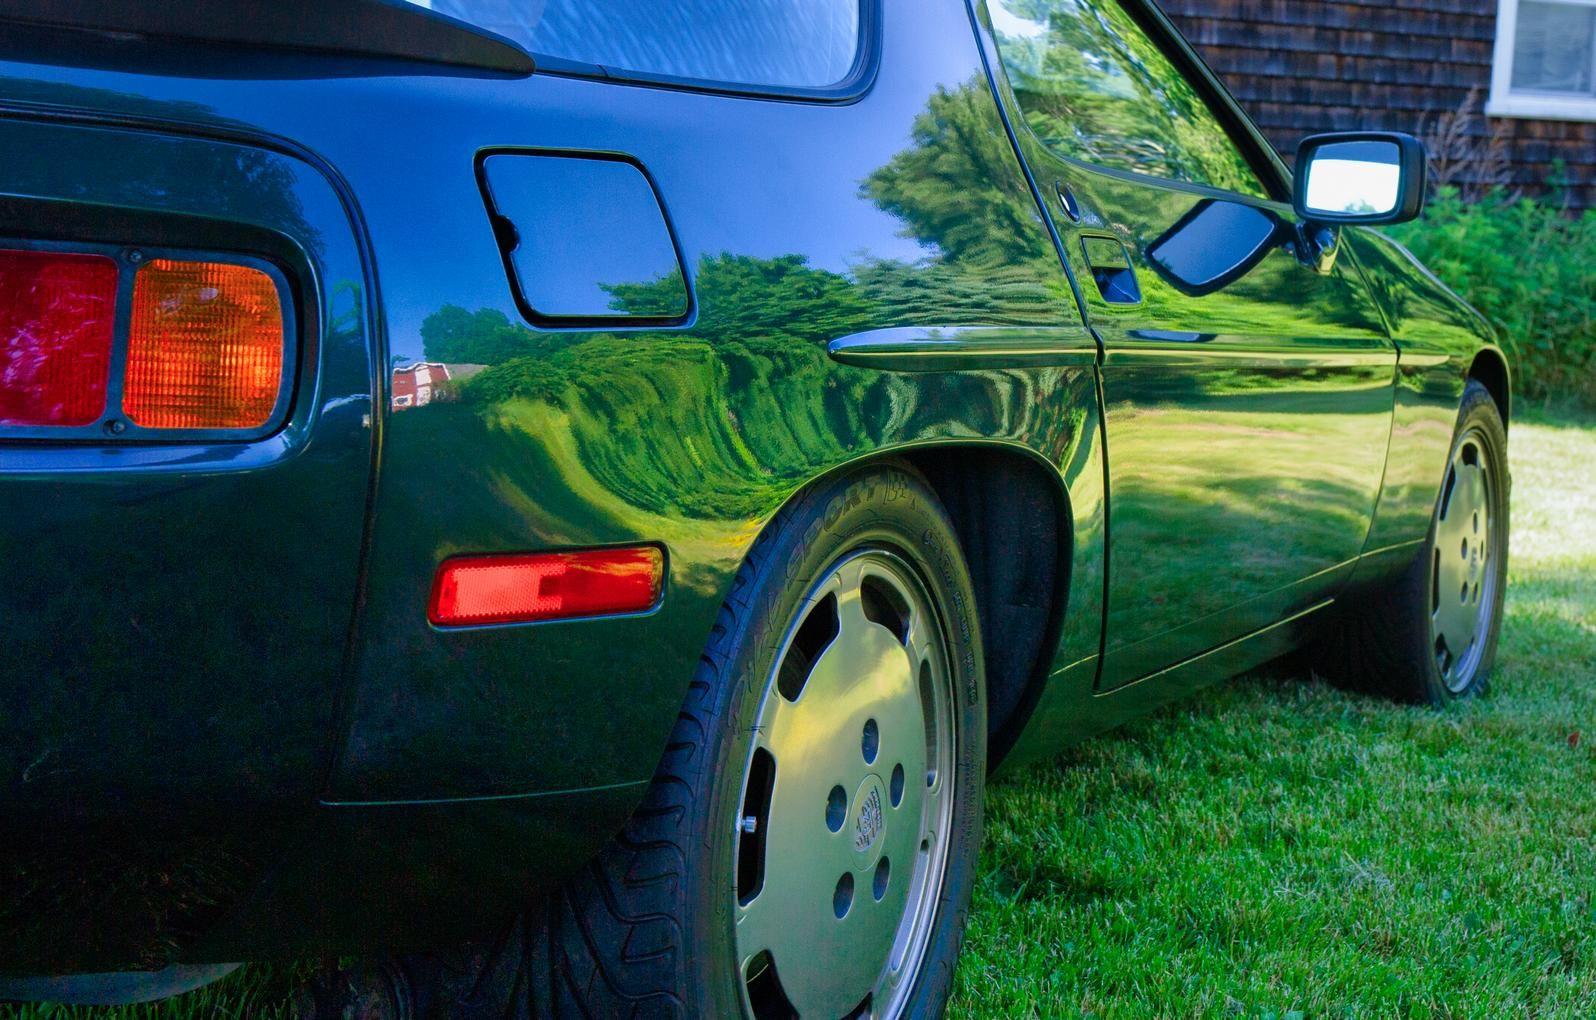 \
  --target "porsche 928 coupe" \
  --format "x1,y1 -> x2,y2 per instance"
0,0 -> 1509,1016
